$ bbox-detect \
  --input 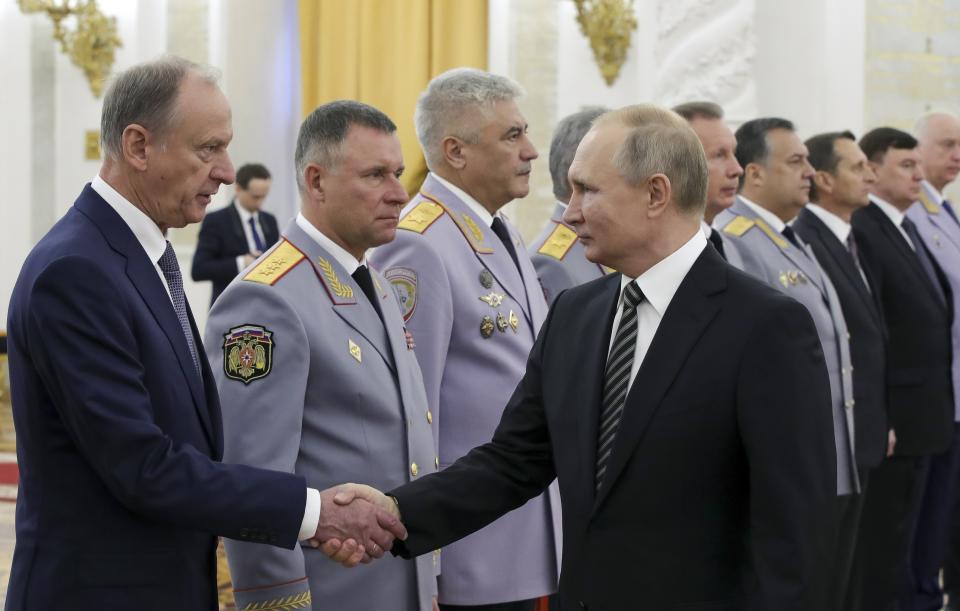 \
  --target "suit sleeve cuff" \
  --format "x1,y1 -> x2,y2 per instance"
297,487 -> 321,541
